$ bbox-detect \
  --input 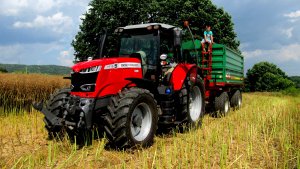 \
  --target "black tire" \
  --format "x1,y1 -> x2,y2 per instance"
230,90 -> 242,110
214,92 -> 230,117
103,88 -> 158,149
179,75 -> 205,128
44,88 -> 70,139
